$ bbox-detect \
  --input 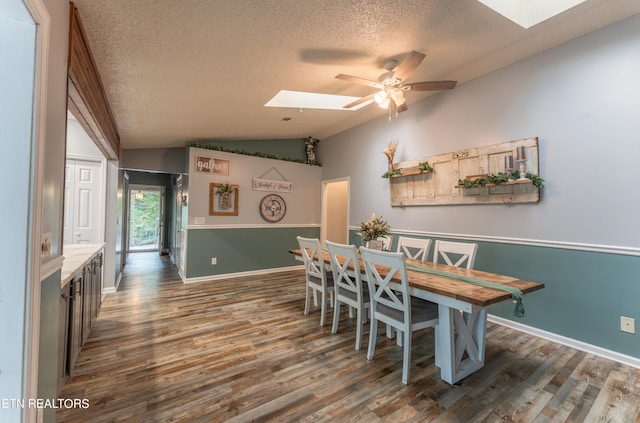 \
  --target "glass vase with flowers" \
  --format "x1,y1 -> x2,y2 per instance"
357,213 -> 390,250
